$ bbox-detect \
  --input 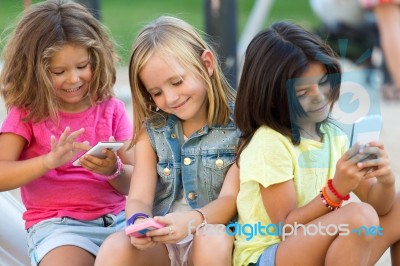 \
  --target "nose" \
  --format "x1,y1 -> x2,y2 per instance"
67,69 -> 80,83
309,84 -> 327,101
164,89 -> 179,105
